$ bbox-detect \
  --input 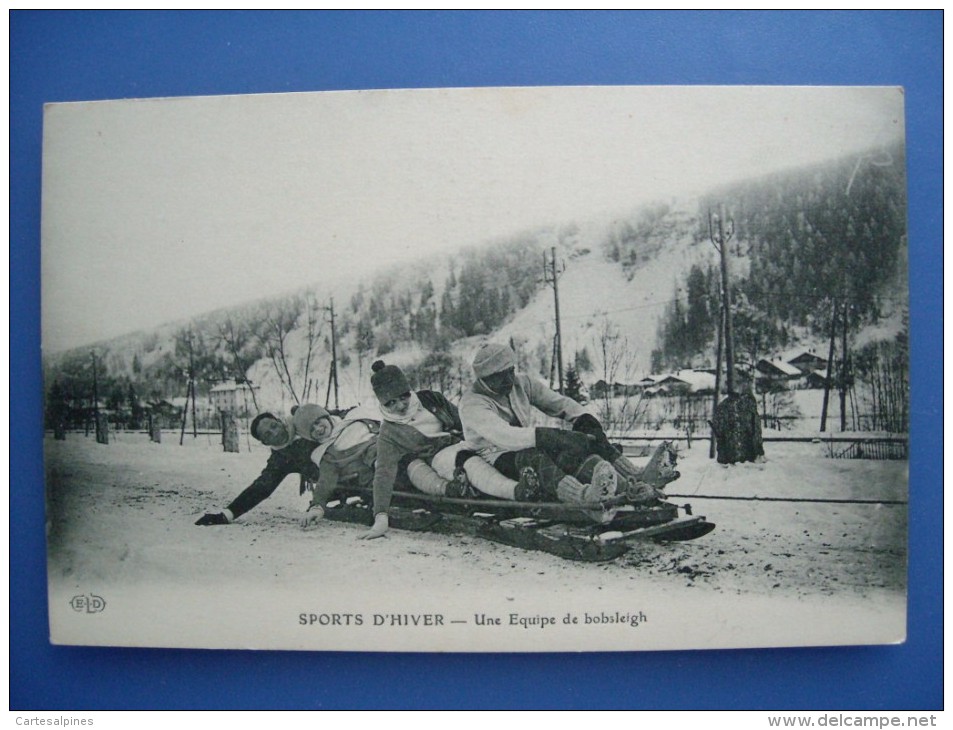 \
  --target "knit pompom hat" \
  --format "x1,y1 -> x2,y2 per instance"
472,343 -> 517,378
371,360 -> 411,403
